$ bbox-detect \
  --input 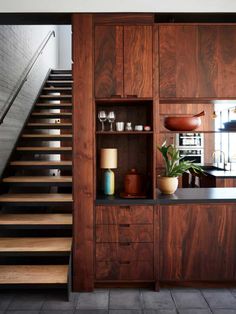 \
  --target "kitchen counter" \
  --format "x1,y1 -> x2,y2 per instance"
96,187 -> 236,205
204,169 -> 236,178
157,187 -> 236,204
